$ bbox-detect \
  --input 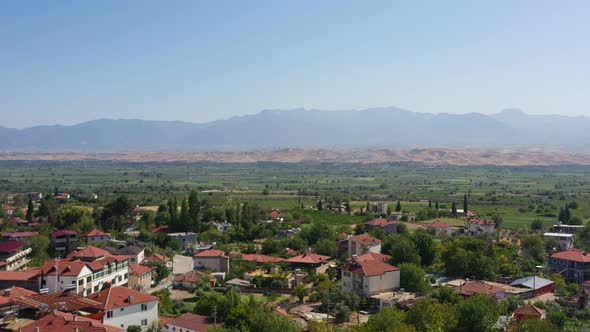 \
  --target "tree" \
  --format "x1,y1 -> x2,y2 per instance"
428,199 -> 432,208
29,235 -> 50,266
455,295 -> 500,332
293,285 -> 309,303
26,198 -> 34,222
435,201 -> 439,210
521,235 -> 545,262
547,310 -> 566,328
440,237 -> 496,279
530,219 -> 544,231
144,262 -> 170,283
451,202 -> 457,217
431,286 -> 461,304
317,199 -> 323,211
395,200 -> 402,212
345,201 -> 351,214
333,303 -> 351,324
398,263 -> 431,294
410,230 -> 436,266
406,299 -> 457,332
491,213 -> 504,228
360,307 -> 408,332
315,239 -> 337,257
514,319 -> 559,332
463,194 -> 468,213
127,326 -> 142,332
383,235 -> 421,266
